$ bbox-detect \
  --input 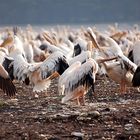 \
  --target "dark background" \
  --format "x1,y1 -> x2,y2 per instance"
0,0 -> 140,25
